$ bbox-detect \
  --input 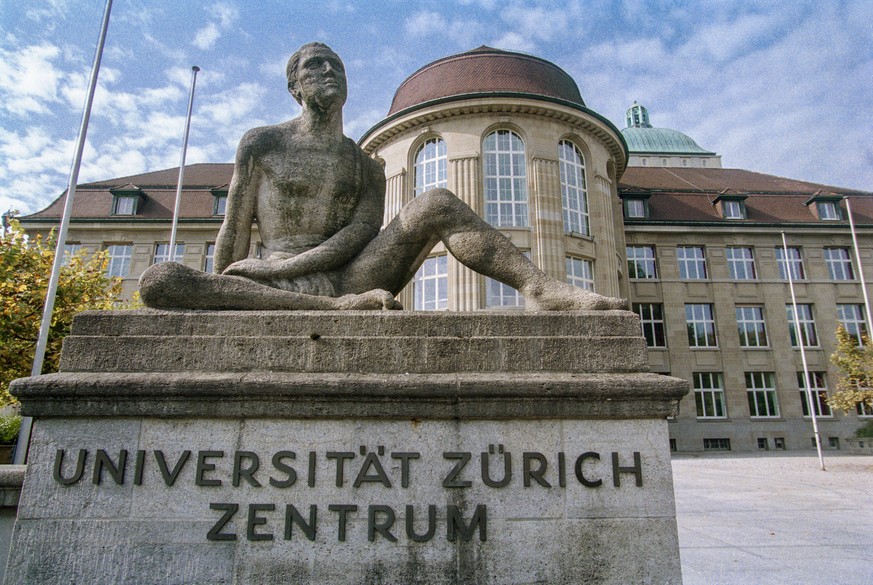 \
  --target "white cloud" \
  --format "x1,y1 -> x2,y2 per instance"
192,3 -> 240,51
489,32 -> 536,54
193,23 -> 221,51
499,5 -> 570,43
0,43 -> 65,116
